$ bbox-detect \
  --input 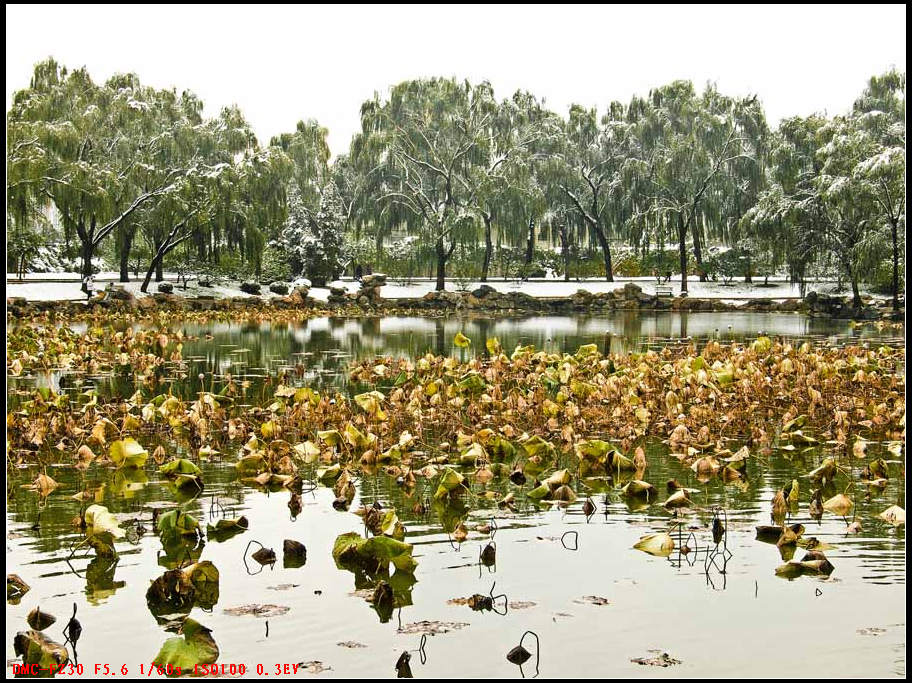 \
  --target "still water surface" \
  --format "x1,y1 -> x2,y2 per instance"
7,312 -> 905,678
